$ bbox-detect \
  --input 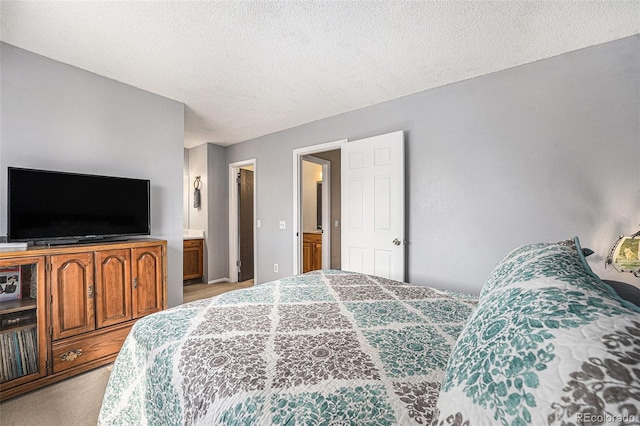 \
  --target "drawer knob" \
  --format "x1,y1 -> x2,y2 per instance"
61,349 -> 83,362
